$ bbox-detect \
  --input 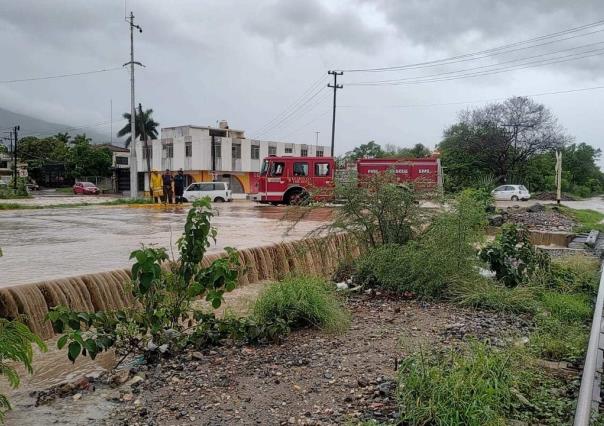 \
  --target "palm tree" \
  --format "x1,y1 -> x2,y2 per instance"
117,108 -> 159,148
